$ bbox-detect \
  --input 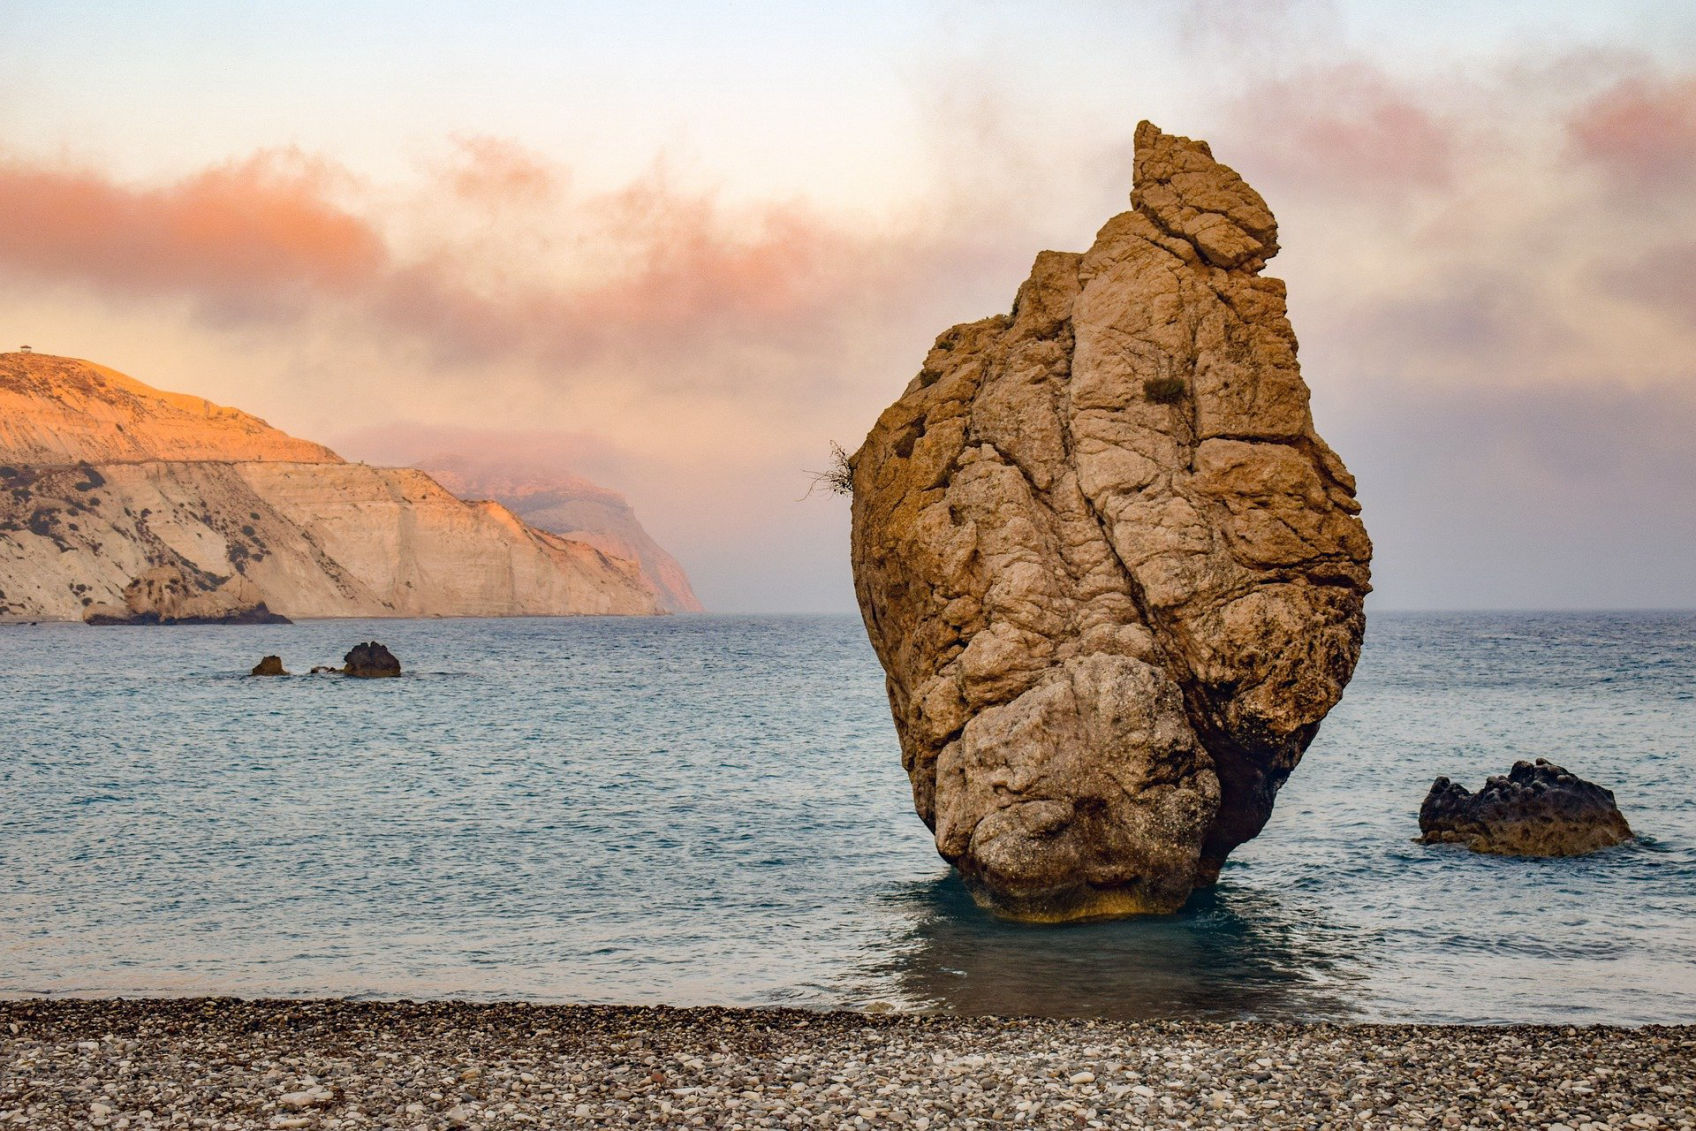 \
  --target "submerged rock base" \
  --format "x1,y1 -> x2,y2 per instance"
1419,758 -> 1633,856
850,122 -> 1371,920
